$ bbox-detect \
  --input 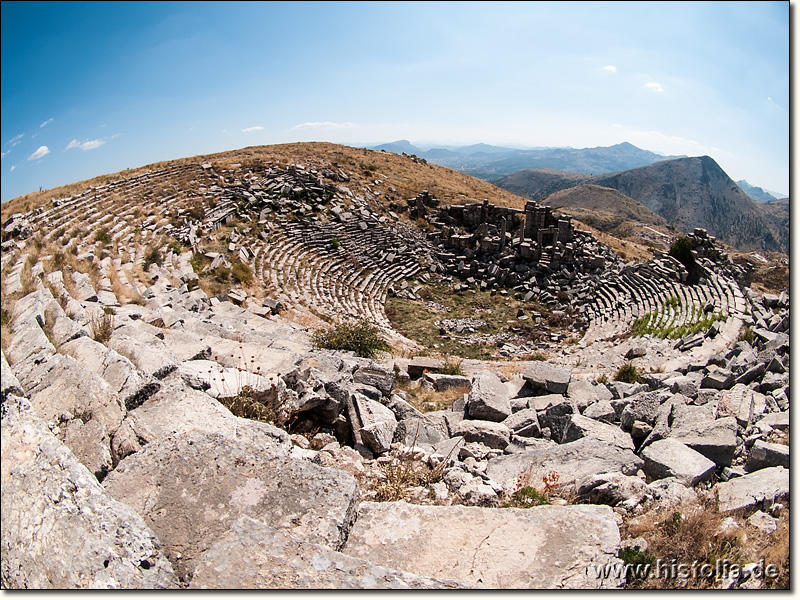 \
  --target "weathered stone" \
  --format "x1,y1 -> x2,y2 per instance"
103,430 -> 360,582
127,378 -> 290,452
537,399 -> 577,442
1,350 -> 23,399
562,414 -> 634,450
501,408 -> 541,438
567,378 -> 612,409
361,419 -> 397,454
644,477 -> 698,508
407,357 -> 444,378
668,416 -> 738,467
715,466 -> 789,513
189,515 -> 470,589
745,440 -> 789,471
582,400 -> 616,423
746,511 -> 777,534
353,363 -> 396,397
393,417 -> 446,448
619,392 -> 664,431
527,393 -> 566,411
575,472 -> 648,507
485,437 -> 643,491
452,419 -> 511,450
1,394 -> 177,589
640,439 -> 716,486
342,502 -> 623,589
466,371 -> 512,422
424,372 -> 471,393
700,368 -> 734,390
523,362 -> 571,394
107,325 -> 179,380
